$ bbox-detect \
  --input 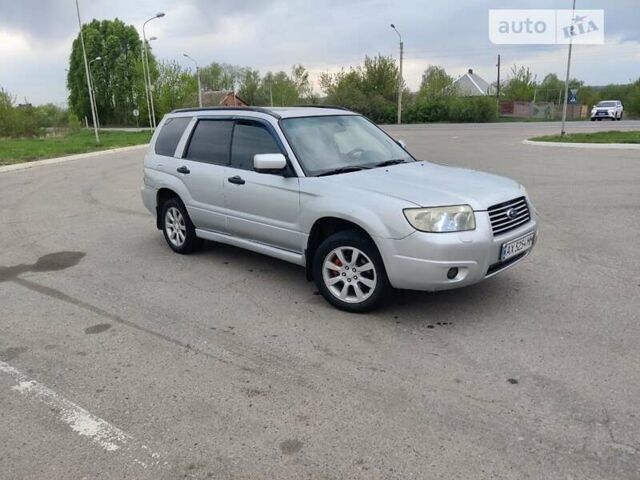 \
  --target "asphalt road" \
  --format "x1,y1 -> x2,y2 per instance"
1,120 -> 639,479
